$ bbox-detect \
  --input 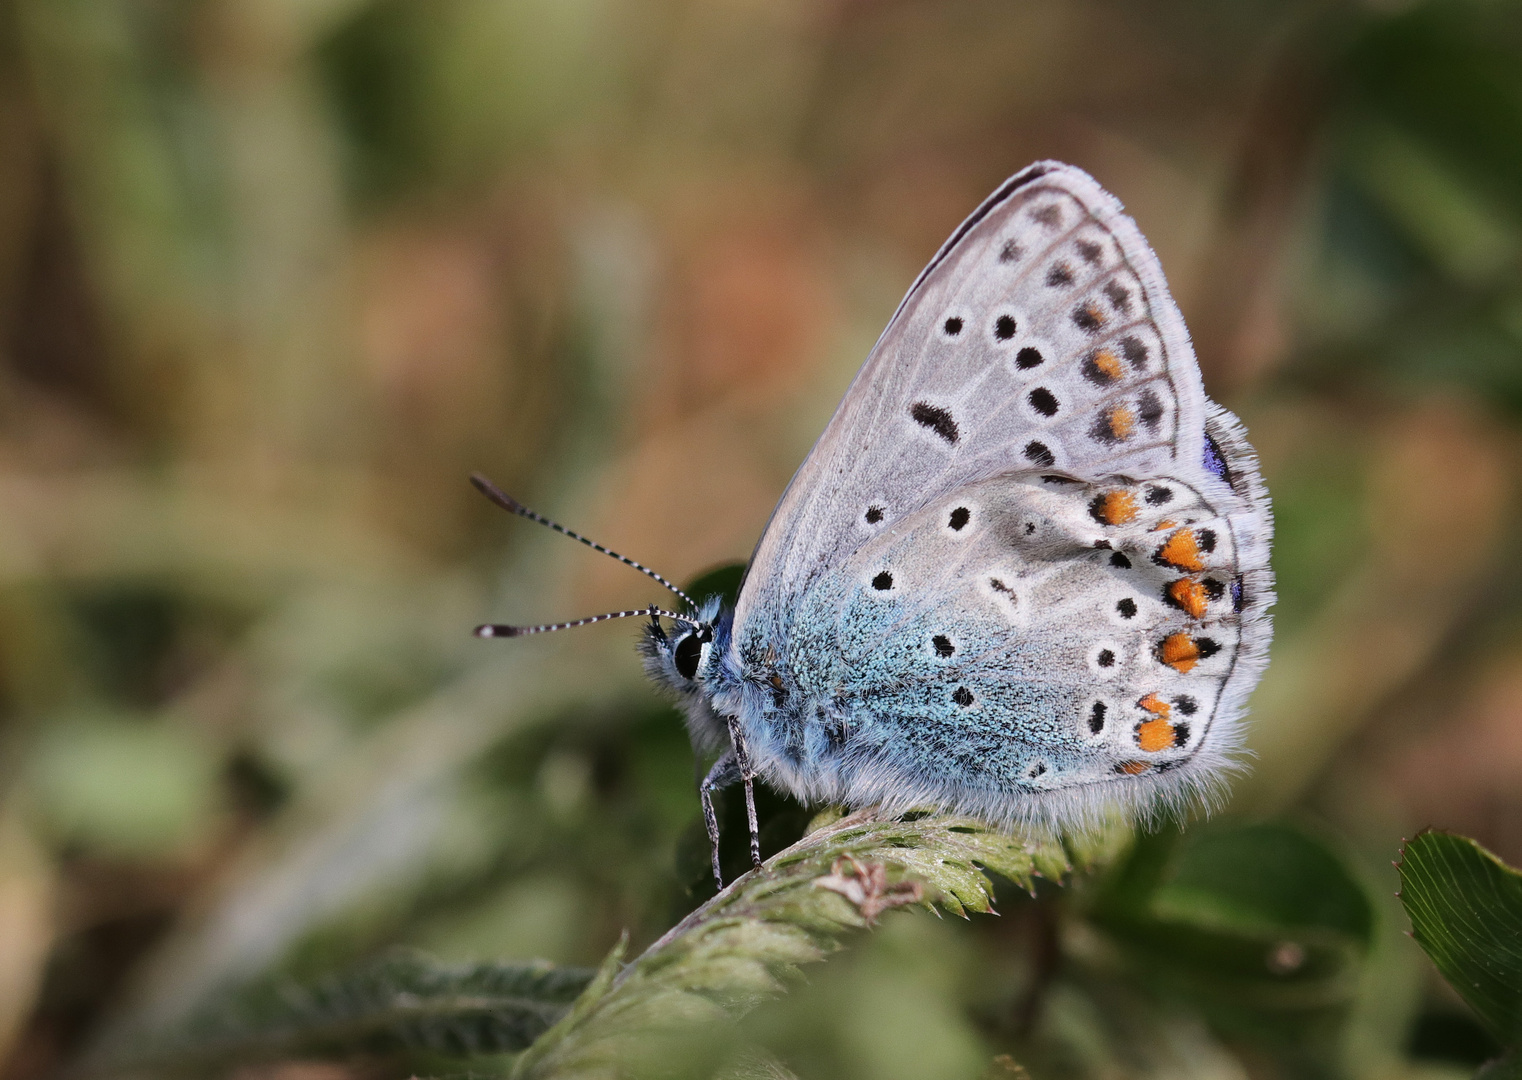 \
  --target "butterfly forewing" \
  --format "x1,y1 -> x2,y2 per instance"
739,163 -> 1209,632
